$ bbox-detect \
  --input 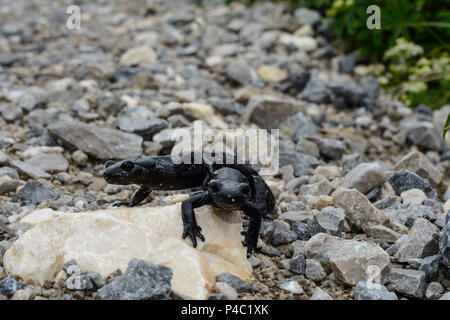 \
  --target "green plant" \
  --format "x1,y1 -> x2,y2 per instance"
298,0 -> 450,61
